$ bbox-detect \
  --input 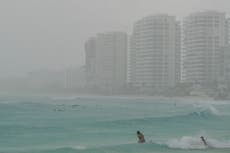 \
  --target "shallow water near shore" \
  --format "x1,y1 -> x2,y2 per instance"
1,95 -> 230,153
